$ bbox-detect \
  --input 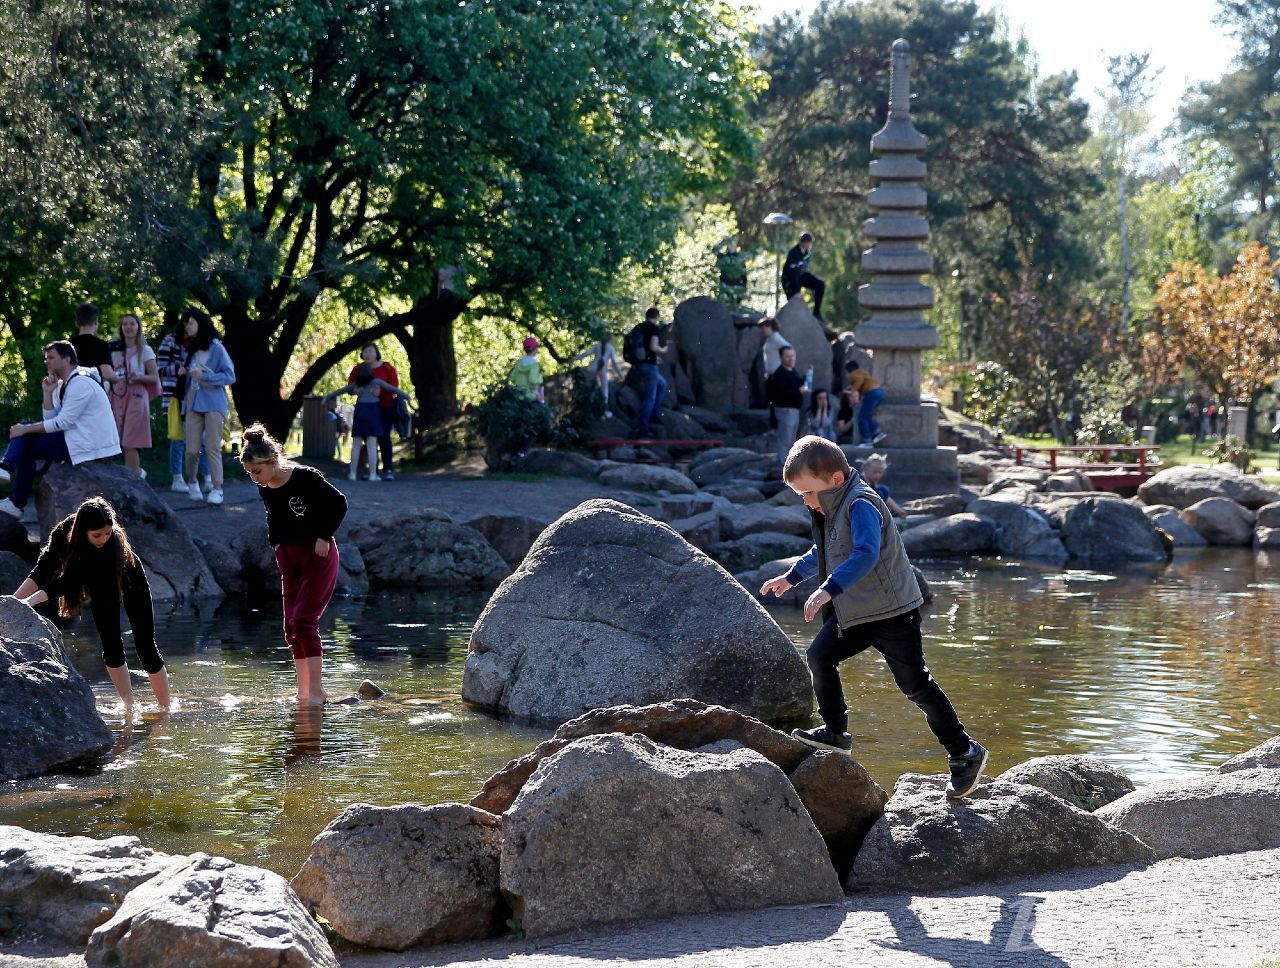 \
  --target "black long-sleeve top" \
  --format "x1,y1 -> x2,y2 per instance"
257,465 -> 348,546
782,244 -> 811,286
27,516 -> 151,605
767,365 -> 806,409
